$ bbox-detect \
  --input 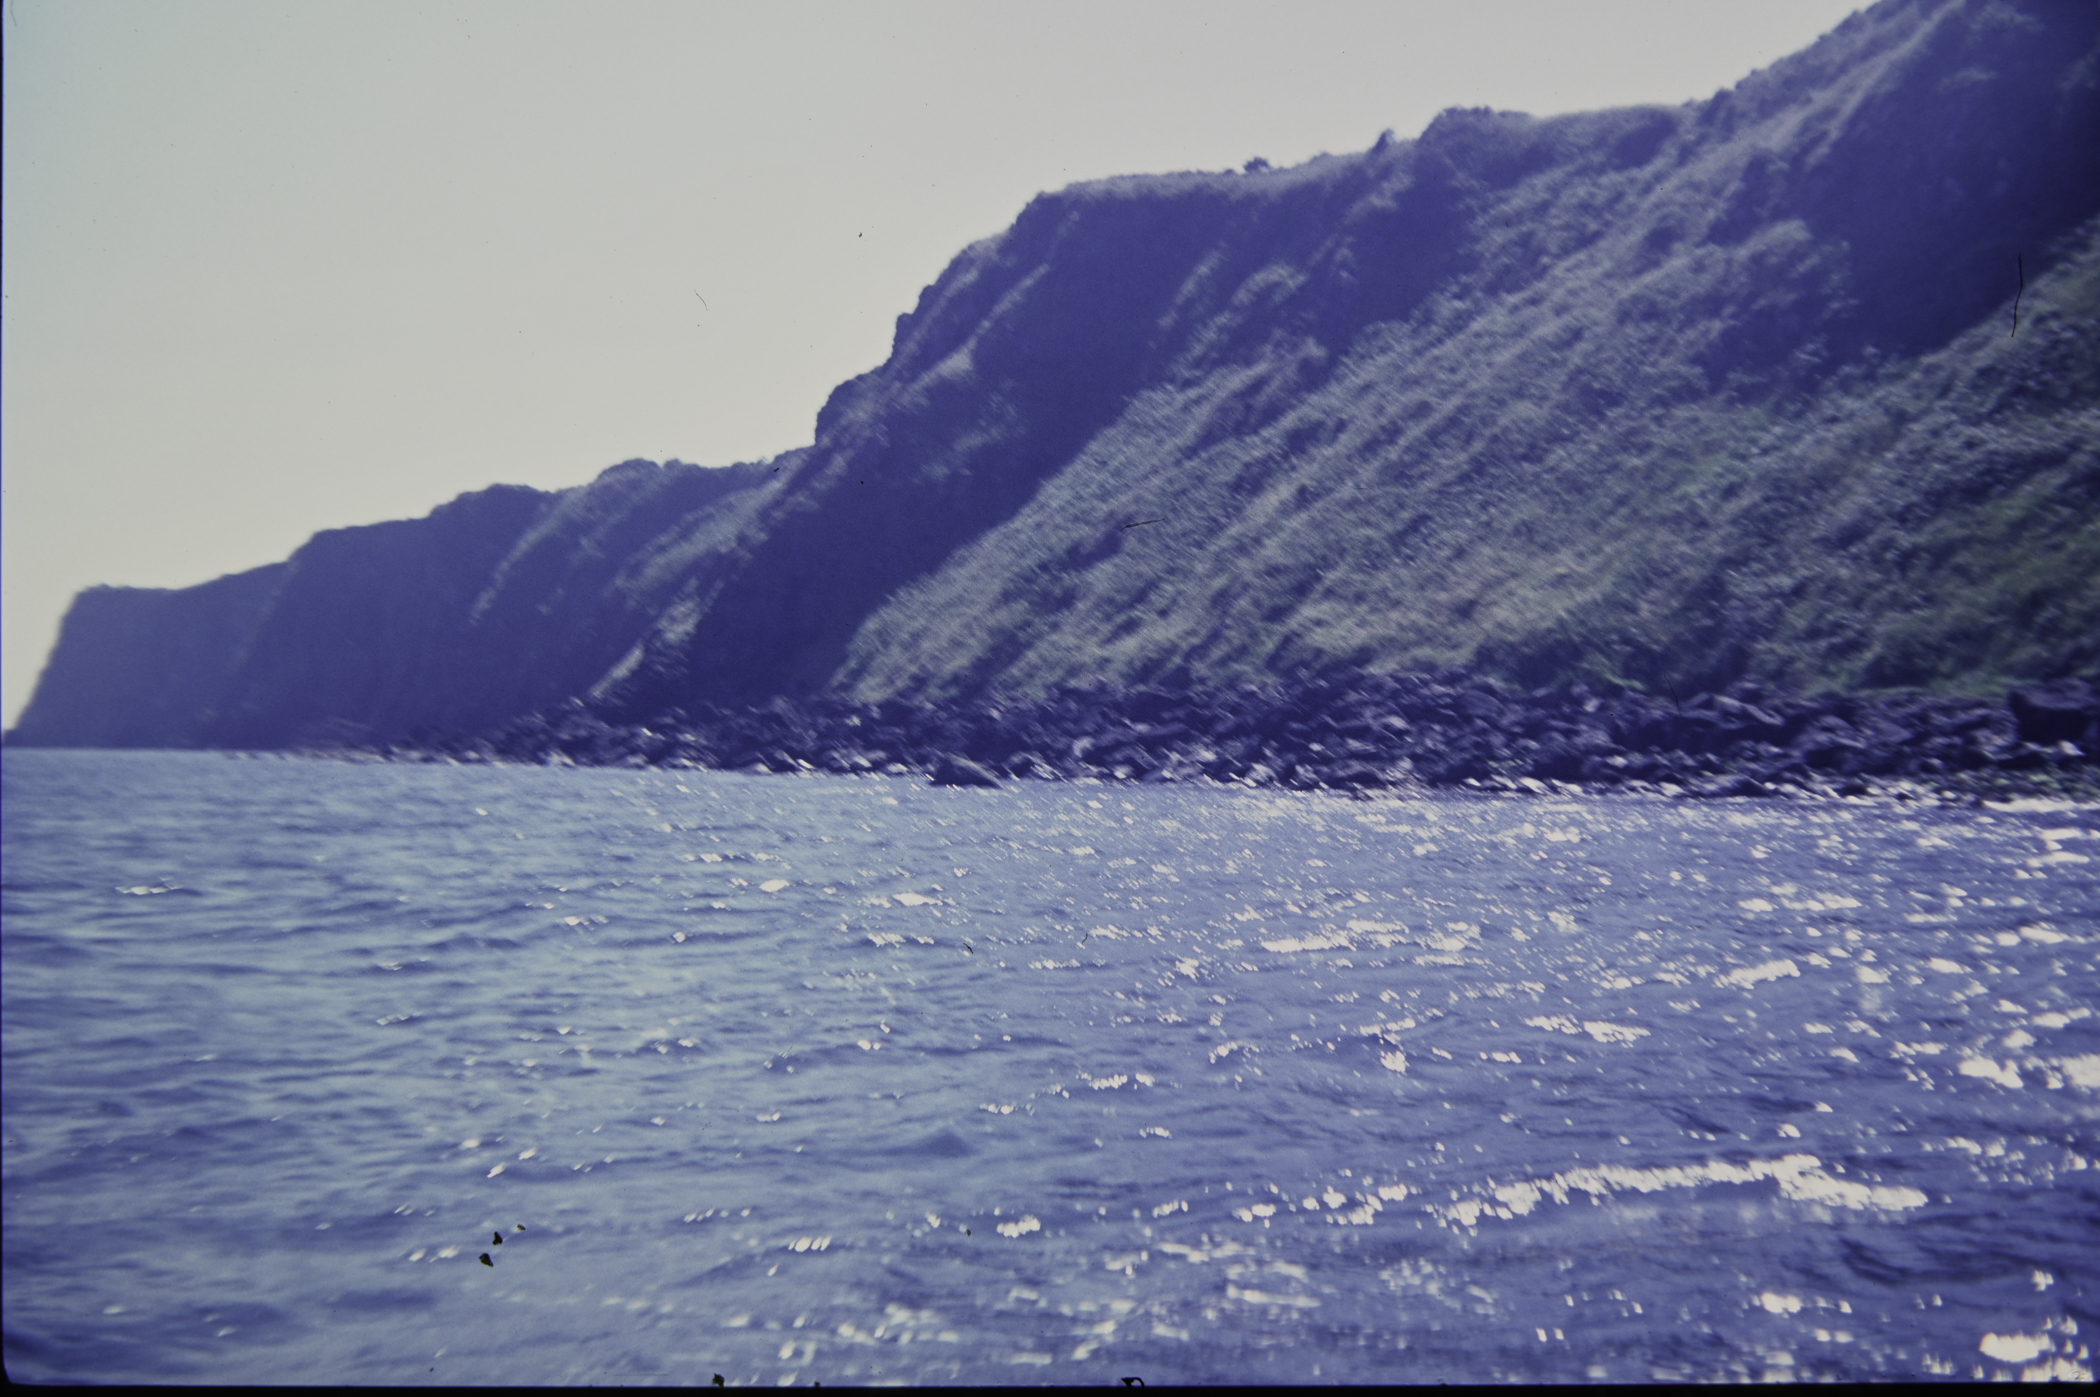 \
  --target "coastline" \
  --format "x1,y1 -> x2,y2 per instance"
337,671 -> 2100,805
